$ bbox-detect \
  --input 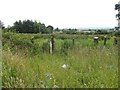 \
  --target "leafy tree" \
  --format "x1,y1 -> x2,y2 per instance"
33,21 -> 41,33
54,28 -> 60,32
14,20 -> 22,33
40,23 -> 46,34
13,20 -> 54,34
46,25 -> 54,34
